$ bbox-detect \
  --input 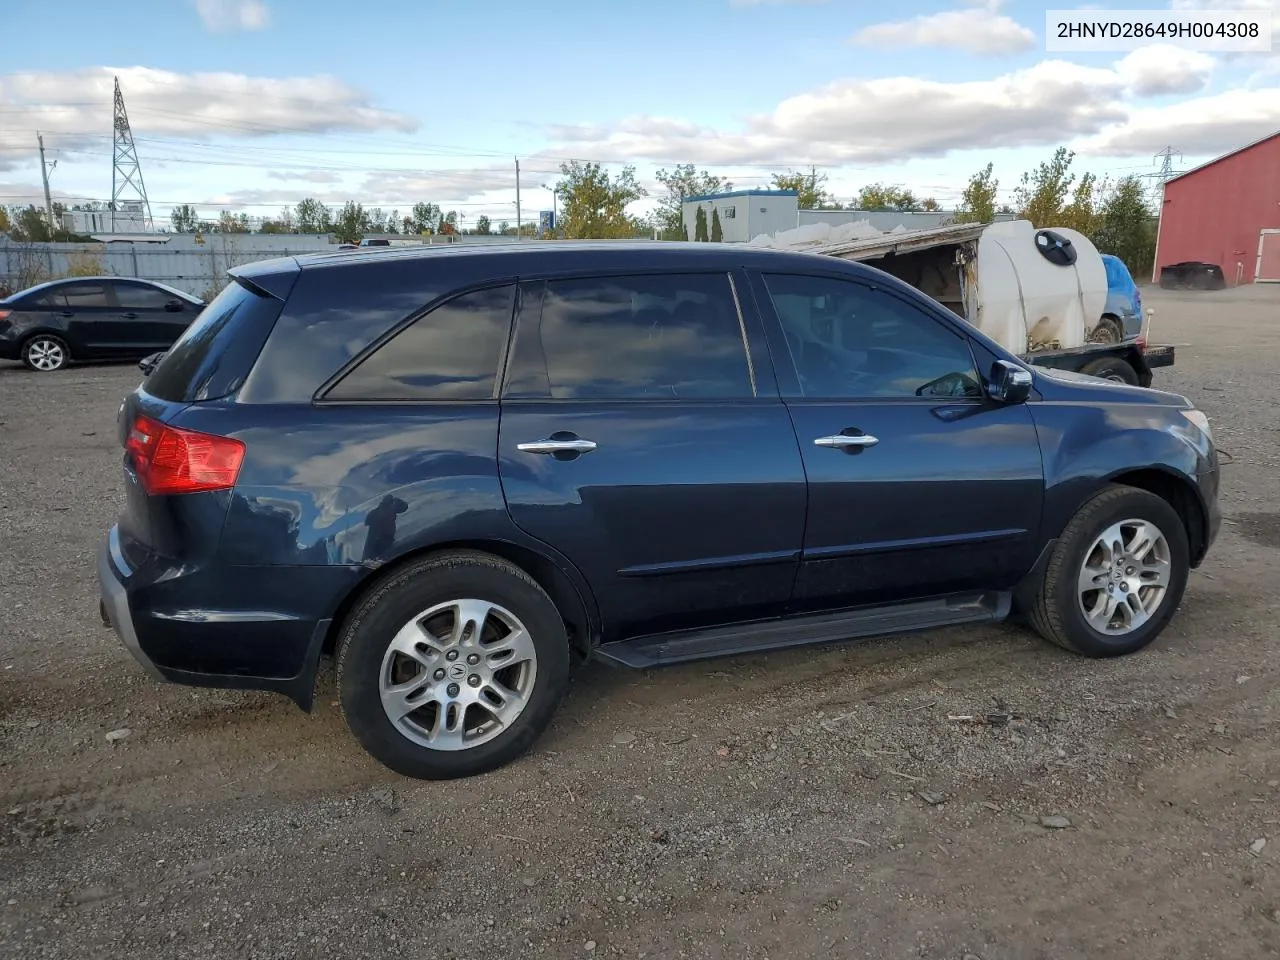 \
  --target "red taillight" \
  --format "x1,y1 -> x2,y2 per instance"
125,415 -> 245,496
0,310 -> 11,322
